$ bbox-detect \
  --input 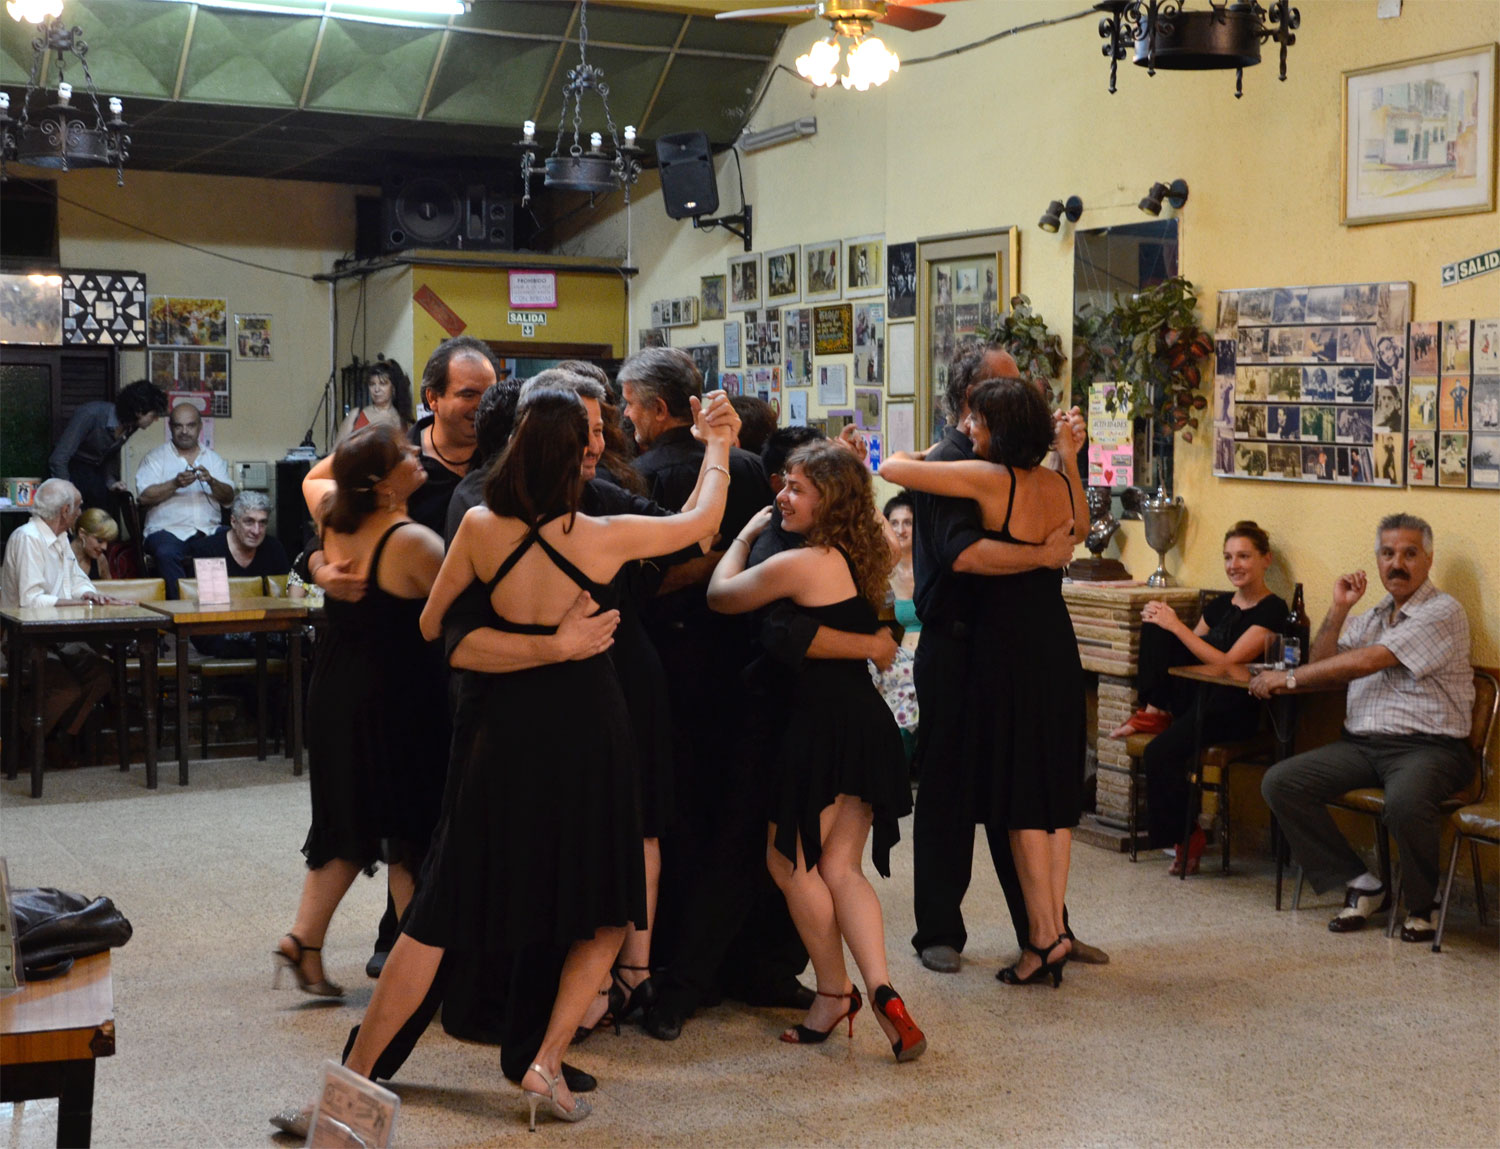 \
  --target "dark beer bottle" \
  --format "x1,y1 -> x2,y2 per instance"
1285,582 -> 1309,666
